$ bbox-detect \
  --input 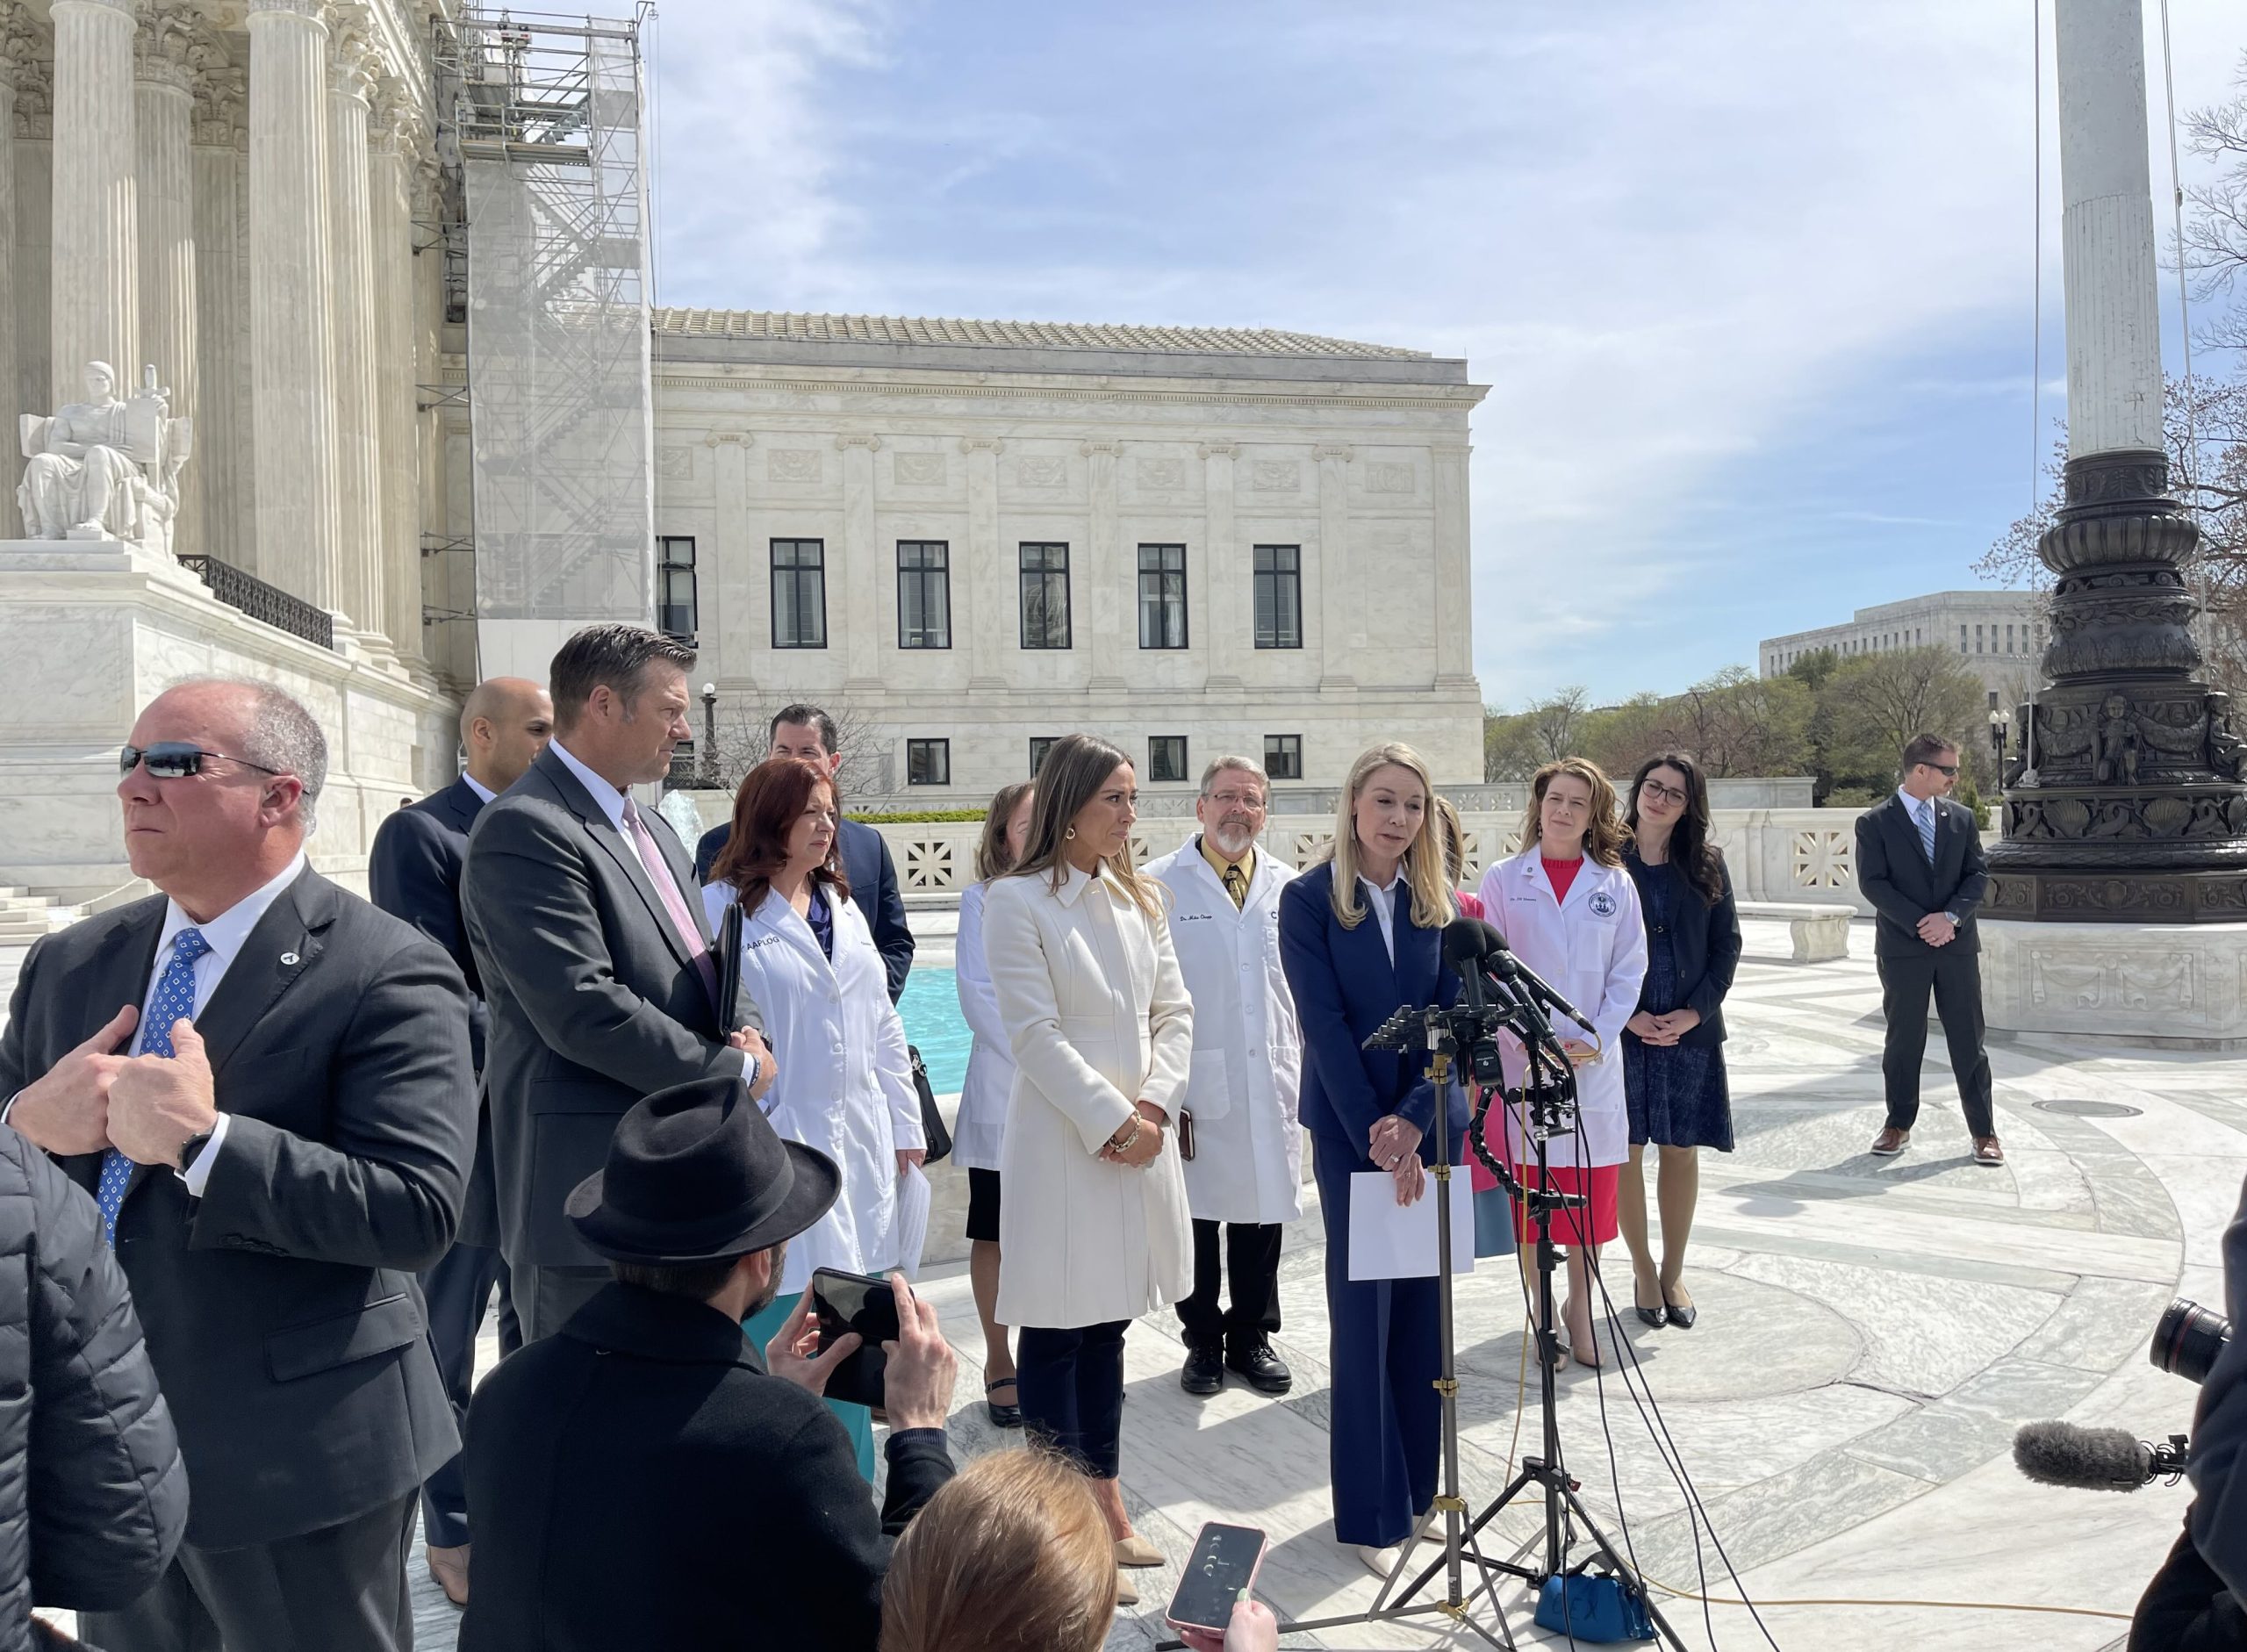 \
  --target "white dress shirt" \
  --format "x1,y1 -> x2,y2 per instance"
1360,870 -> 1404,963
462,772 -> 497,805
1893,786 -> 1935,838
136,851 -> 309,1194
